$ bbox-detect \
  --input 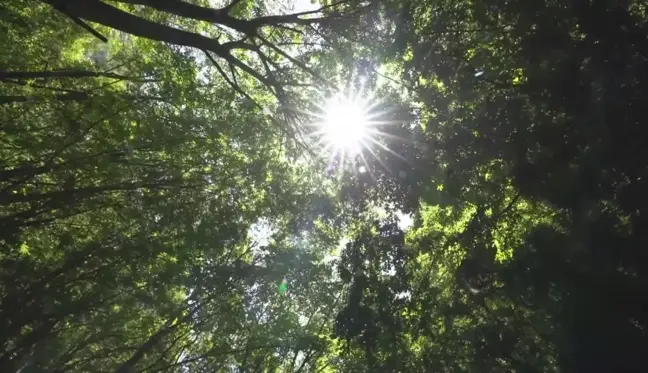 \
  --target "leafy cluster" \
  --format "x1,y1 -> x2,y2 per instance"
2,0 -> 648,372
